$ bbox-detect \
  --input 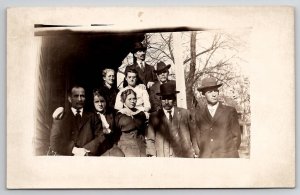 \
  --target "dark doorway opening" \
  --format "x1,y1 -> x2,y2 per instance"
35,31 -> 145,155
